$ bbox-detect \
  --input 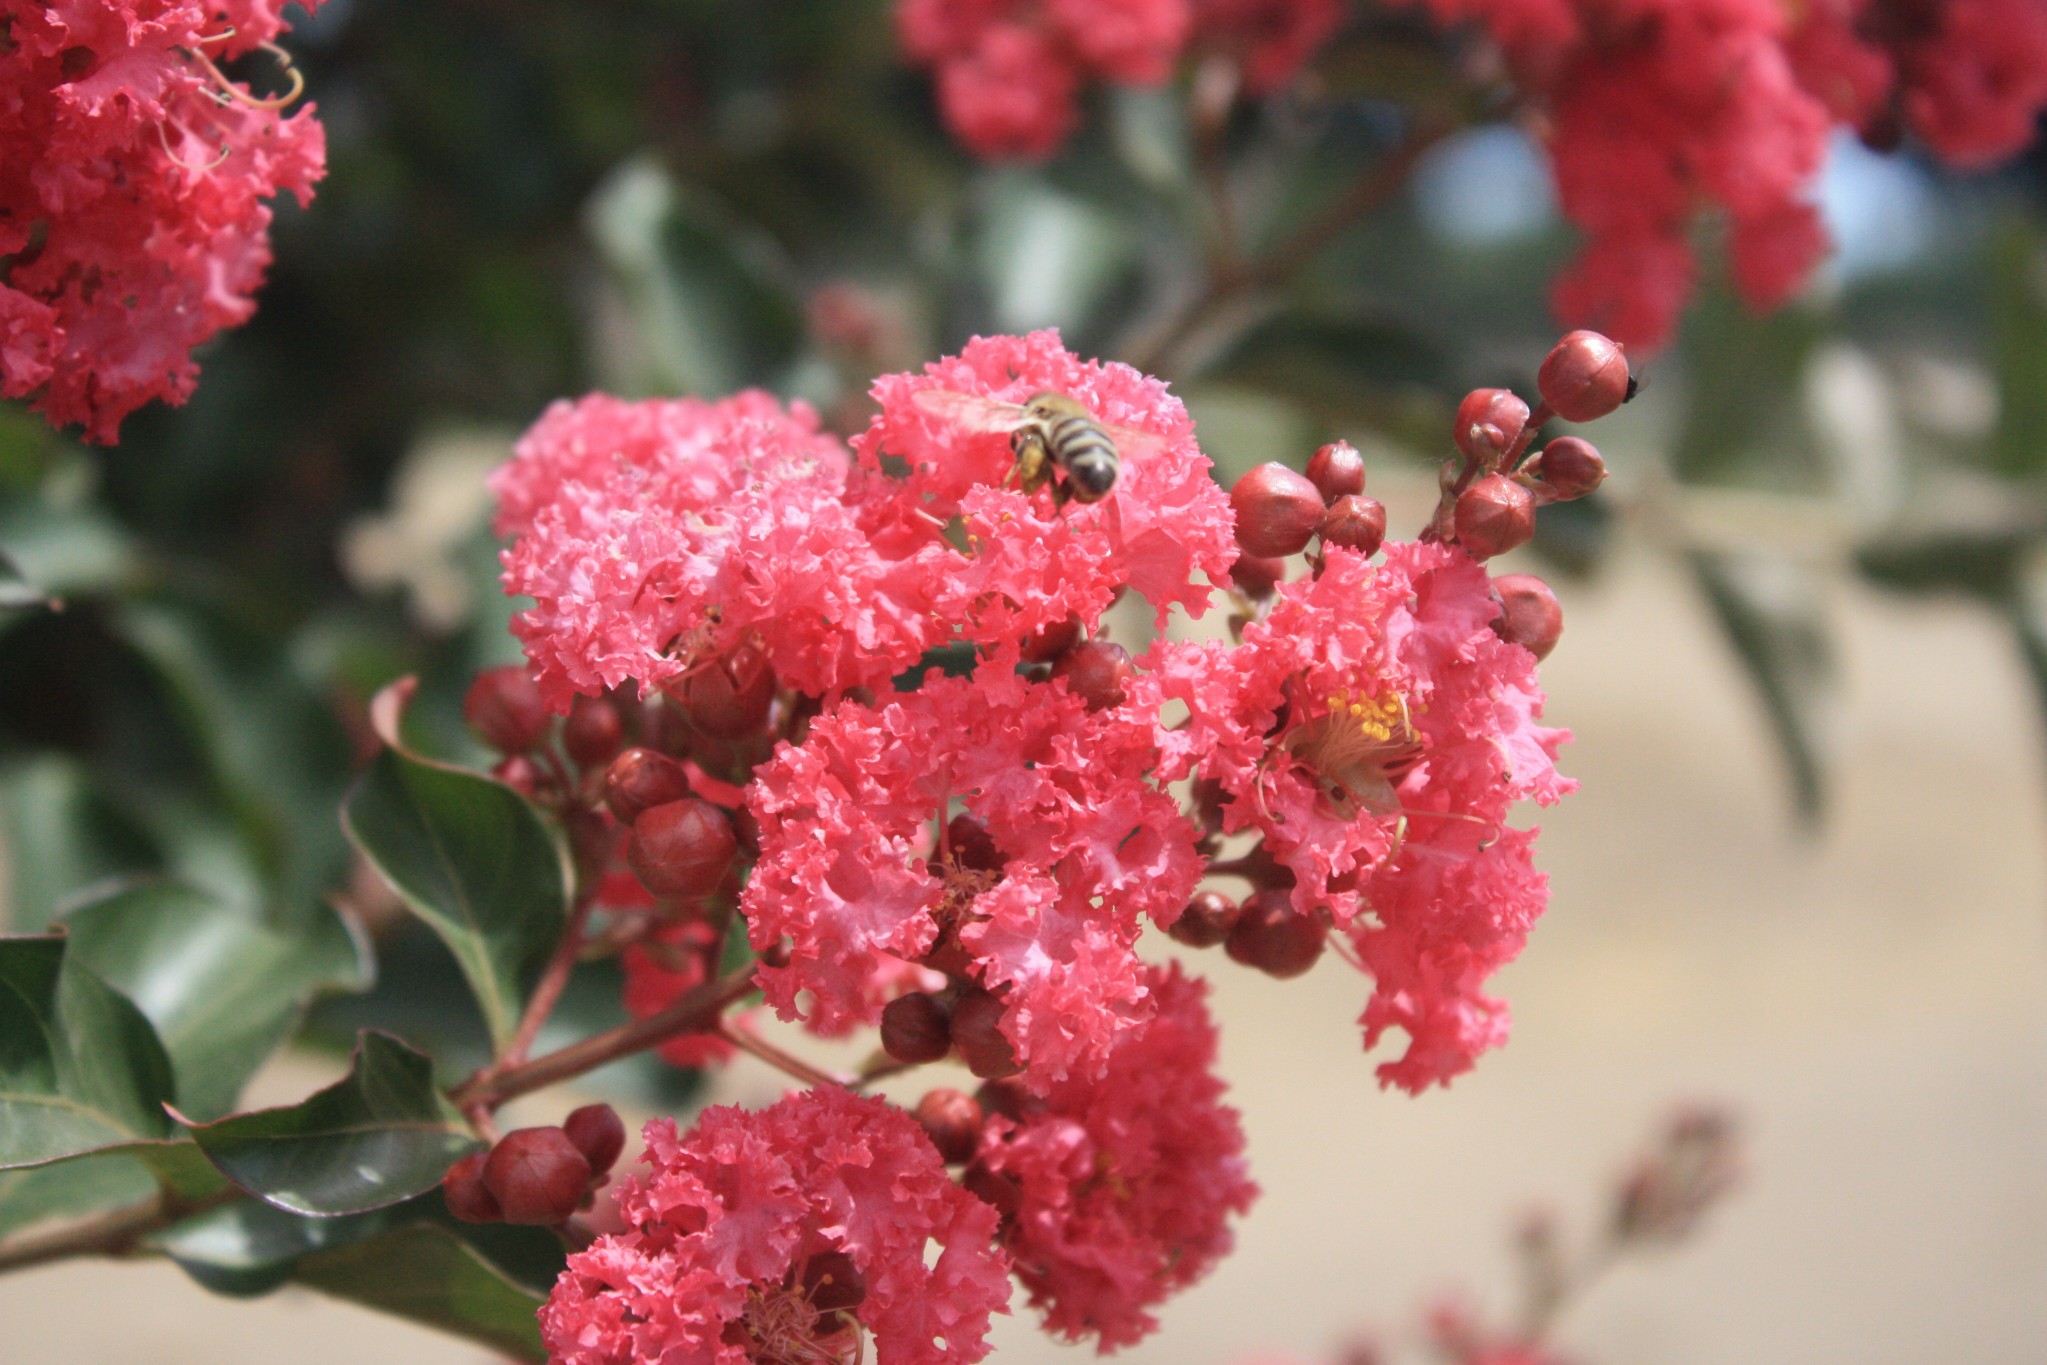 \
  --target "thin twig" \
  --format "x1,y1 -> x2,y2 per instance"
720,1022 -> 850,1091
0,1186 -> 237,1275
449,965 -> 759,1110
501,896 -> 597,1069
